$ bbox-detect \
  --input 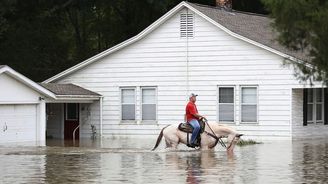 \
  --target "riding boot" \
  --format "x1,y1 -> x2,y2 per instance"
187,143 -> 196,148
